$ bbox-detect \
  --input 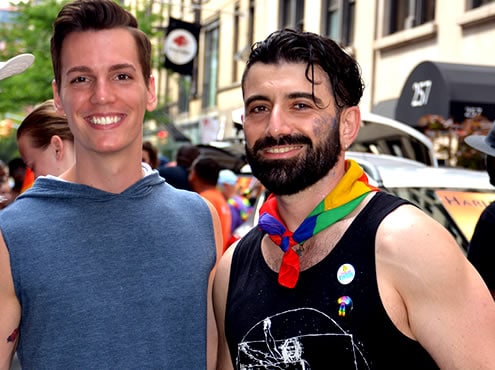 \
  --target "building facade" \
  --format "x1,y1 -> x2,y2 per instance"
151,0 -> 495,144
